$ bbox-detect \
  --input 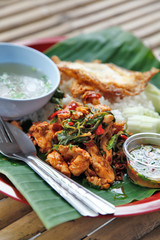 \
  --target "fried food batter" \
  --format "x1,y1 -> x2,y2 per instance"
52,56 -> 159,98
71,79 -> 94,97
